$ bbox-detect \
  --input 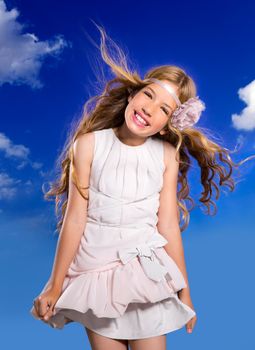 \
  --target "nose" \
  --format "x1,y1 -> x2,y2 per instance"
142,106 -> 153,118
